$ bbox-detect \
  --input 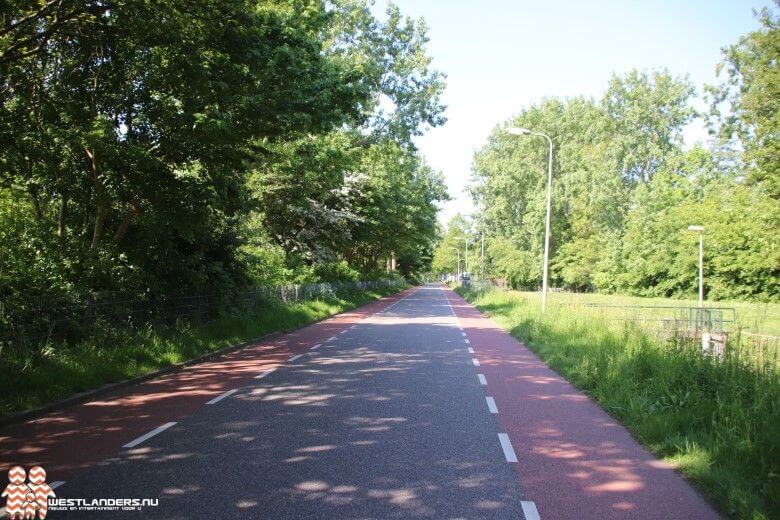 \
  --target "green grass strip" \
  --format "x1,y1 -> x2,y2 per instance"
1,285 -> 406,418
